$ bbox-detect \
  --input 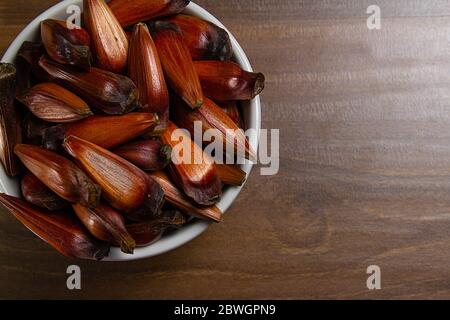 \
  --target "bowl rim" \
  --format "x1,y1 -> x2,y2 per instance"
1,0 -> 261,261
